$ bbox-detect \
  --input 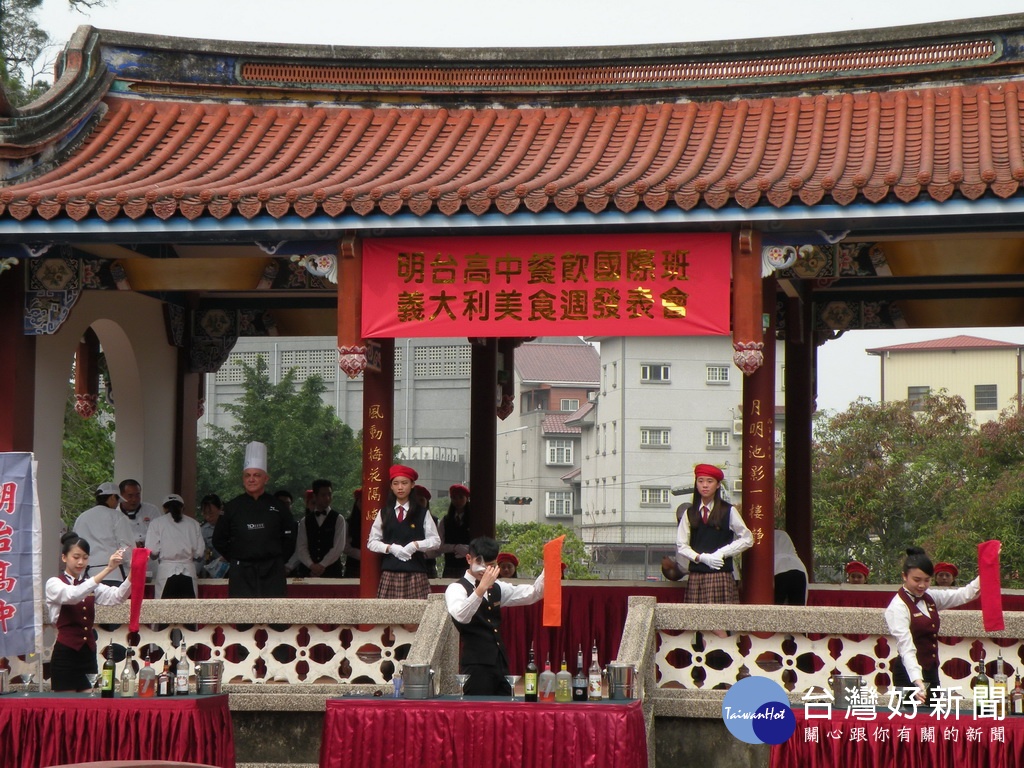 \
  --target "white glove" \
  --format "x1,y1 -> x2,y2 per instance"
390,544 -> 412,562
700,553 -> 725,570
